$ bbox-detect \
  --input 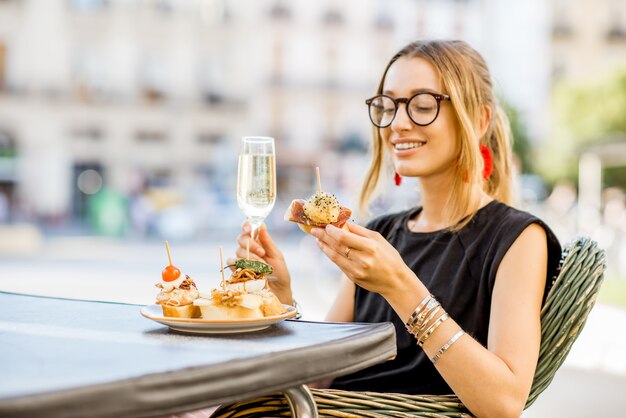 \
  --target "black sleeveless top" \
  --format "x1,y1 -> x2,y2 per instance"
331,200 -> 562,394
